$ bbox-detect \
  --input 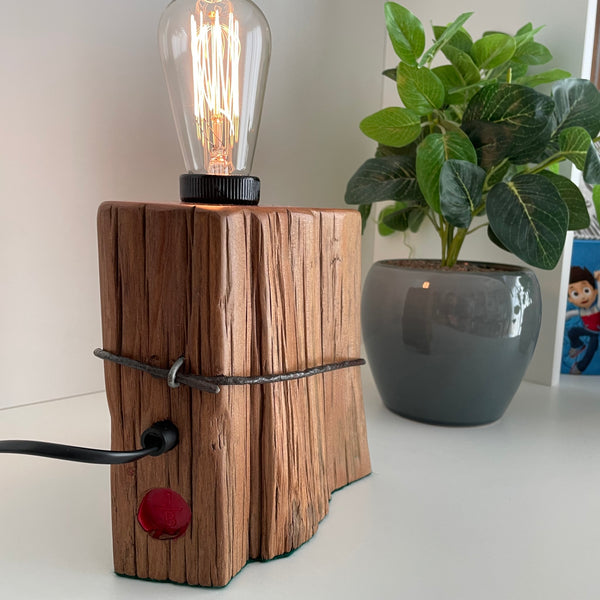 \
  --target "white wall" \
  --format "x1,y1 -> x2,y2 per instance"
0,1 -> 385,409
369,0 -> 595,385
